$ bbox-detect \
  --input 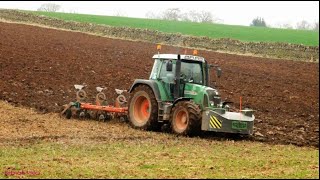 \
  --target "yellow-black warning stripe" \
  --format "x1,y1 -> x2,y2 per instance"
209,115 -> 222,129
